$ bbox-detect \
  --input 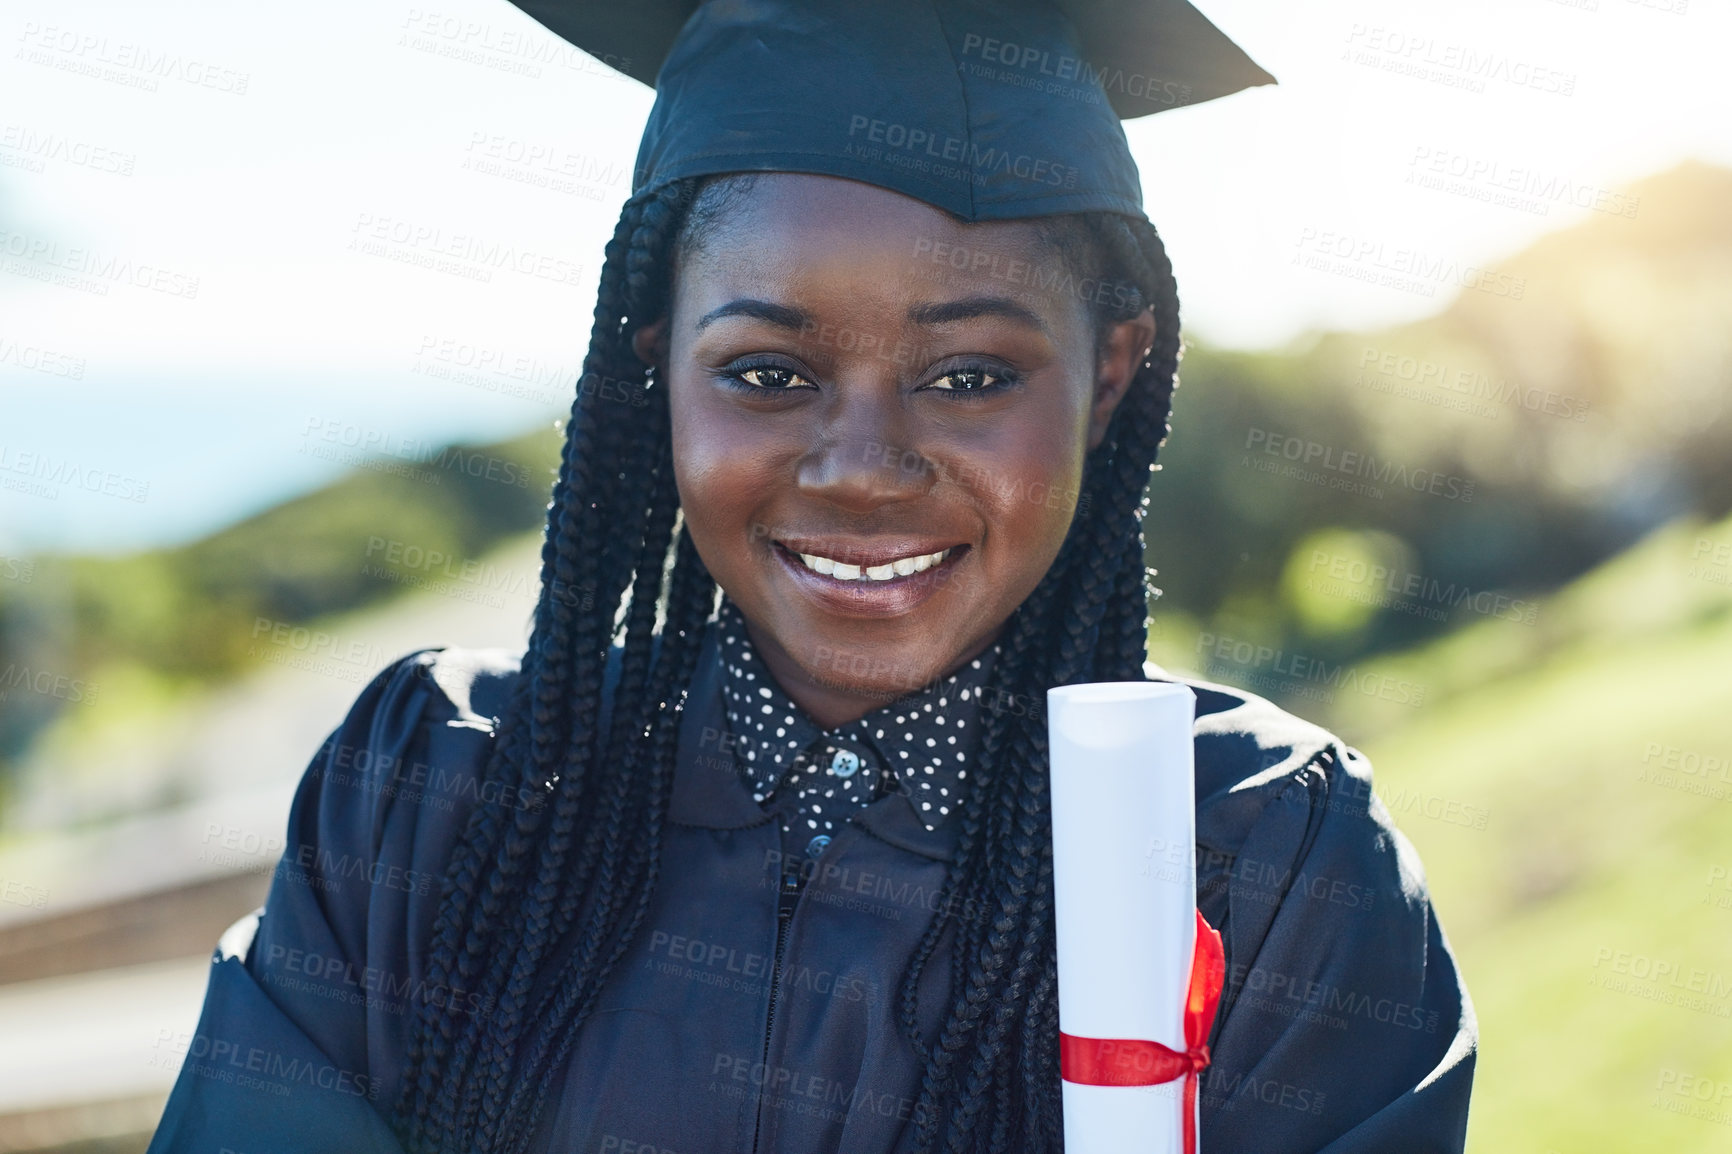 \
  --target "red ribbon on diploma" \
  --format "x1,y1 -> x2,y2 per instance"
1058,909 -> 1226,1154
